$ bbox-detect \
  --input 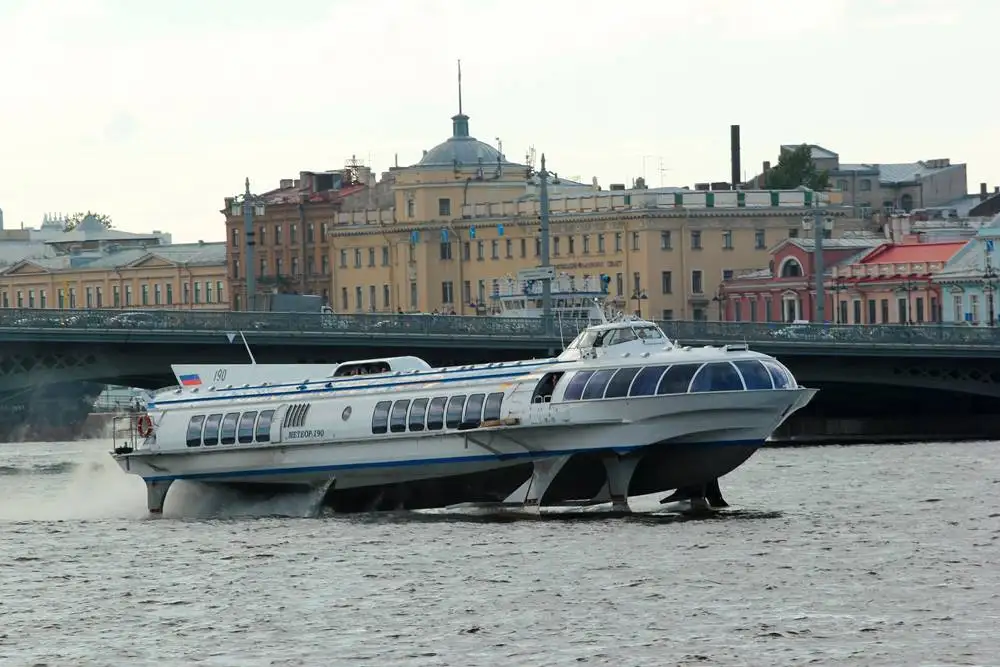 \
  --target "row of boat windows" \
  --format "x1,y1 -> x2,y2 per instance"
185,410 -> 276,447
372,392 -> 504,434
562,360 -> 793,402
